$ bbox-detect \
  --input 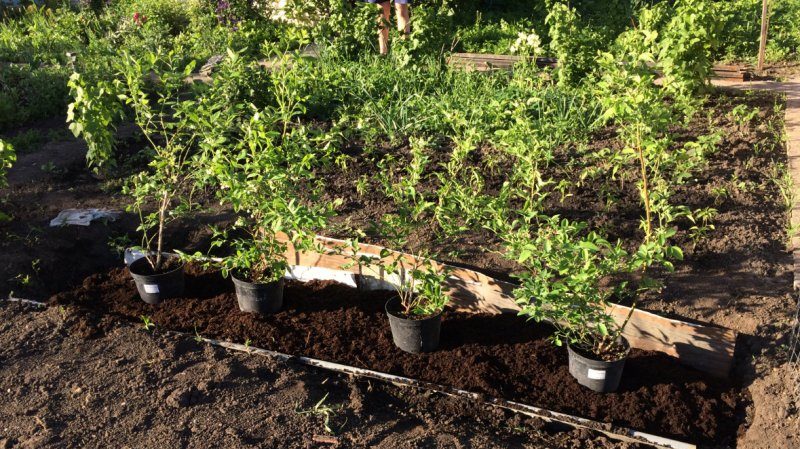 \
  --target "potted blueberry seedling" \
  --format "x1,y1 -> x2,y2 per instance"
207,227 -> 290,314
348,212 -> 450,354
196,108 -> 334,314
382,253 -> 450,354
67,50 -> 208,304
509,217 -> 634,392
114,51 -> 198,304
